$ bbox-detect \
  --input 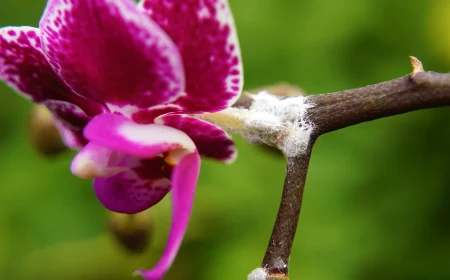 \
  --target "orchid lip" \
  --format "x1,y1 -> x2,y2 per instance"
71,154 -> 127,179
